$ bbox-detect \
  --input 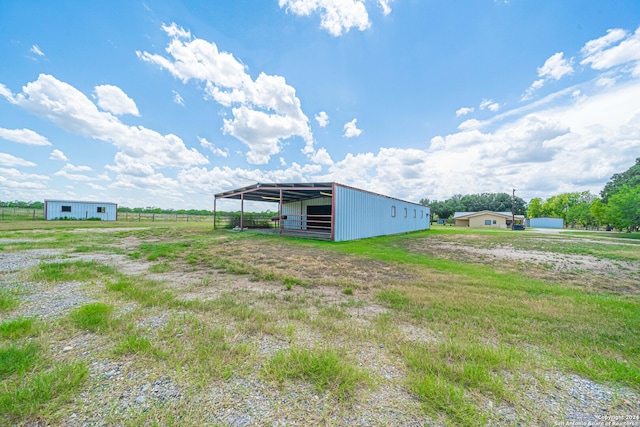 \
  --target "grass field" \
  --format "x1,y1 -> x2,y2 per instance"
0,221 -> 638,426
